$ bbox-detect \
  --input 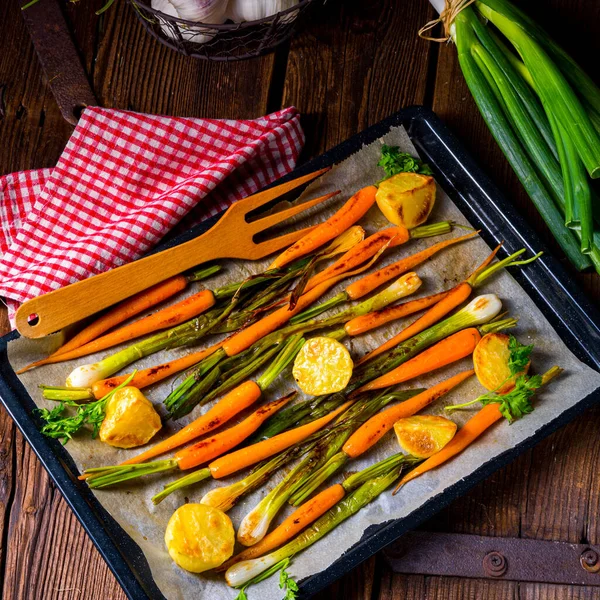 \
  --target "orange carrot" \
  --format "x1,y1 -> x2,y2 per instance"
222,276 -> 343,357
356,282 -> 473,366
345,231 -> 478,300
219,484 -> 345,570
17,289 -> 216,374
207,400 -> 354,478
395,403 -> 503,490
120,381 -> 262,466
344,290 -> 450,337
90,341 -> 223,399
174,393 -> 294,471
16,276 -> 190,374
304,226 -> 409,293
269,186 -> 377,269
356,329 -> 481,393
343,370 -> 475,459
